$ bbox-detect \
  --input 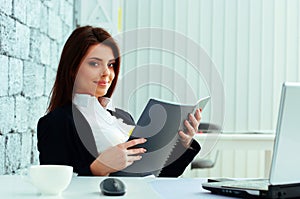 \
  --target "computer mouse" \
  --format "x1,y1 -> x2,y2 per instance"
100,178 -> 126,196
